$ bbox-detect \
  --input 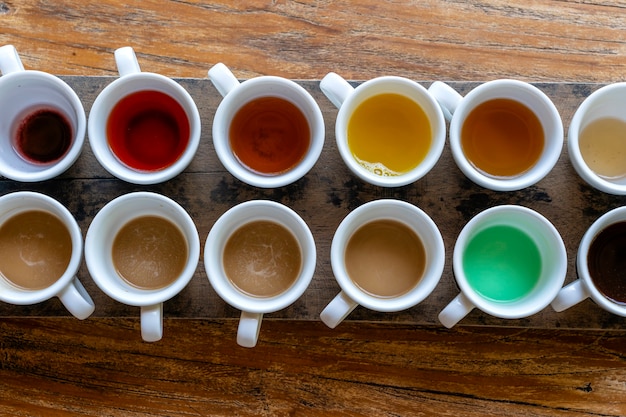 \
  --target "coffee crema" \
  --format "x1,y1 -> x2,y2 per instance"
347,93 -> 431,176
0,210 -> 72,290
112,215 -> 188,290
107,90 -> 190,172
587,221 -> 626,305
223,220 -> 302,298
229,96 -> 310,175
579,117 -> 626,179
461,98 -> 544,178
14,108 -> 73,165
344,219 -> 425,298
